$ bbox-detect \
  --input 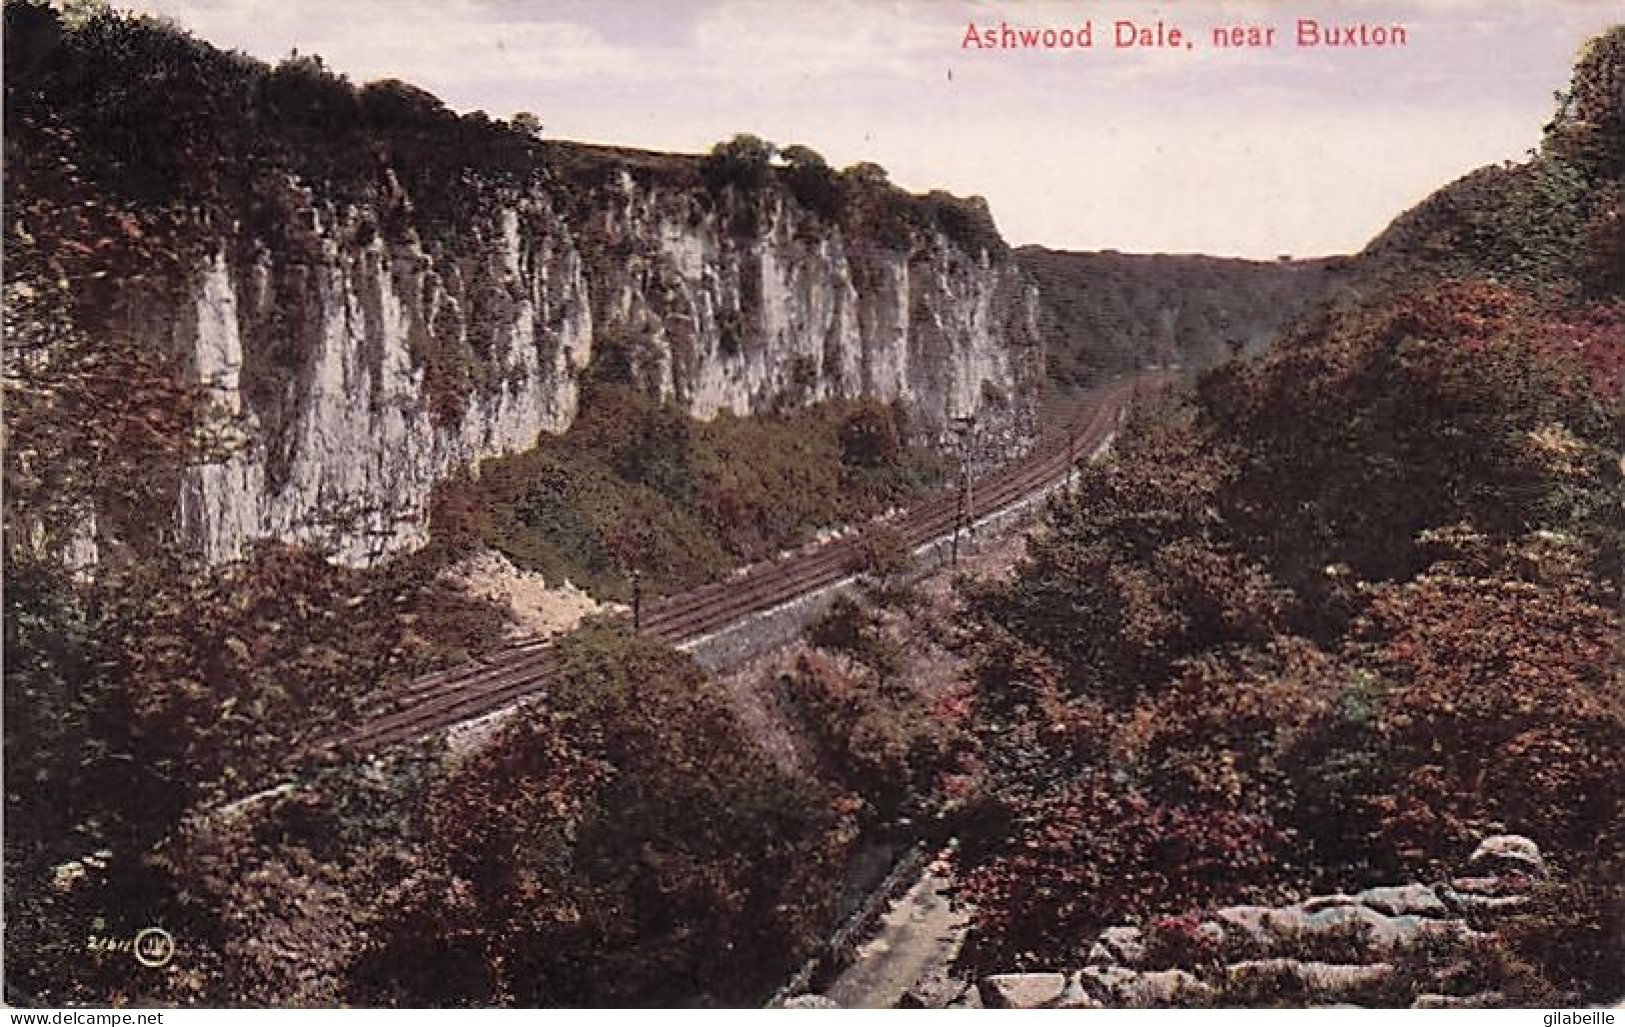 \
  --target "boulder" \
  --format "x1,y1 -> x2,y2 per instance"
901,974 -> 976,1010
1448,874 -> 1536,897
979,972 -> 1069,1009
1127,968 -> 1215,1007
1096,924 -> 1148,965
1301,892 -> 1361,913
1436,886 -> 1532,916
781,994 -> 839,1009
1296,904 -> 1430,951
1466,835 -> 1545,877
1228,959 -> 1395,1004
1409,918 -> 1485,946
1355,884 -> 1451,918
1412,991 -> 1506,1009
1211,905 -> 1280,951
1053,974 -> 1105,1009
945,984 -> 984,1009
1077,965 -> 1142,1004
